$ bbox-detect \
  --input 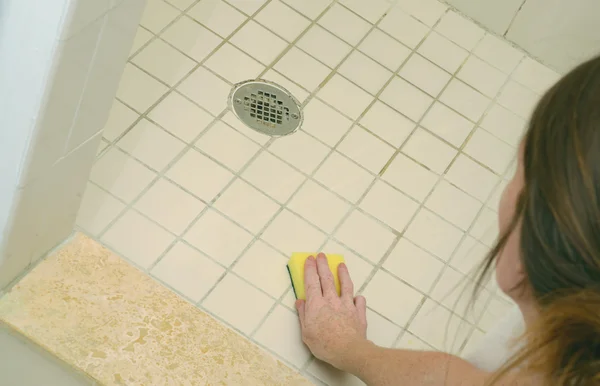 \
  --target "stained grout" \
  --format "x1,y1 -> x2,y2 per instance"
80,0 -> 549,378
